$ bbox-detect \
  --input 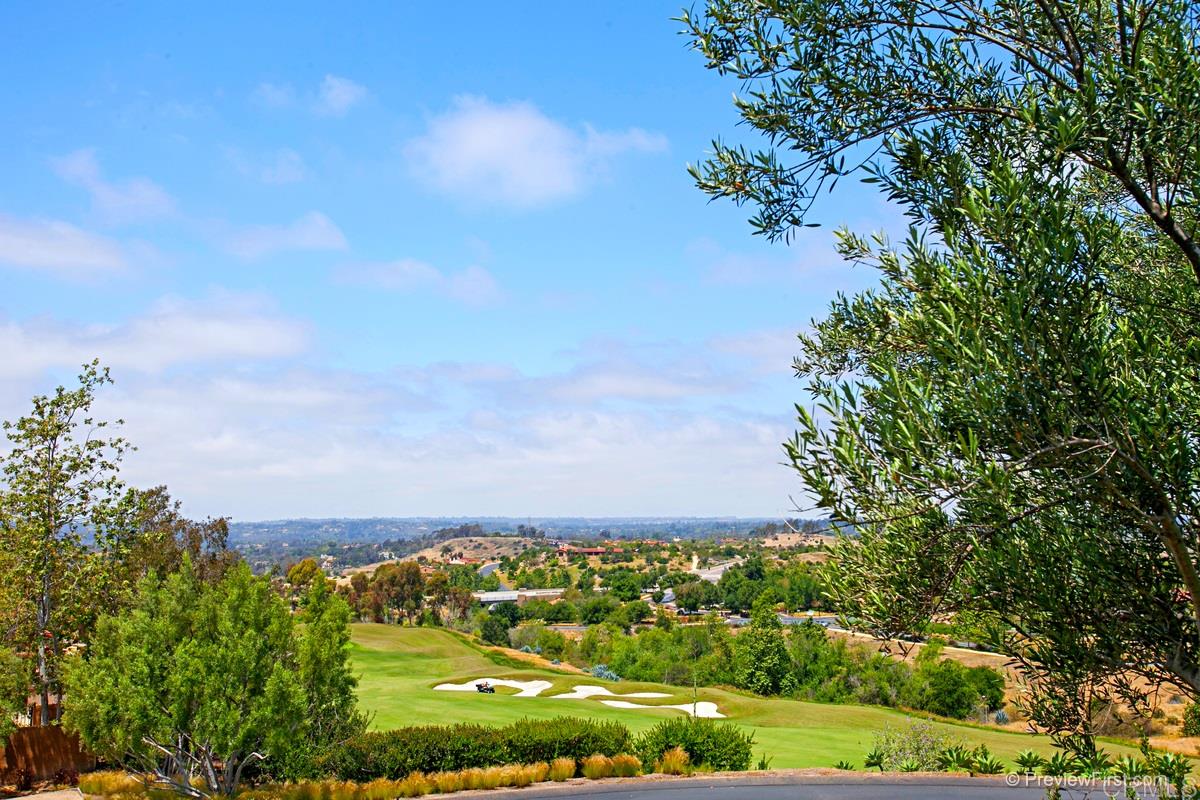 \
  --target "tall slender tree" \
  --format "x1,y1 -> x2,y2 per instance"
0,361 -> 139,724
